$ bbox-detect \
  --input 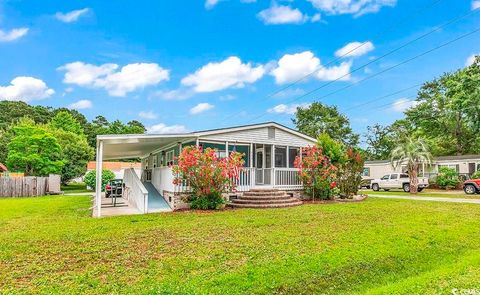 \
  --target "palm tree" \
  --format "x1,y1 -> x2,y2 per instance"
390,136 -> 432,194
